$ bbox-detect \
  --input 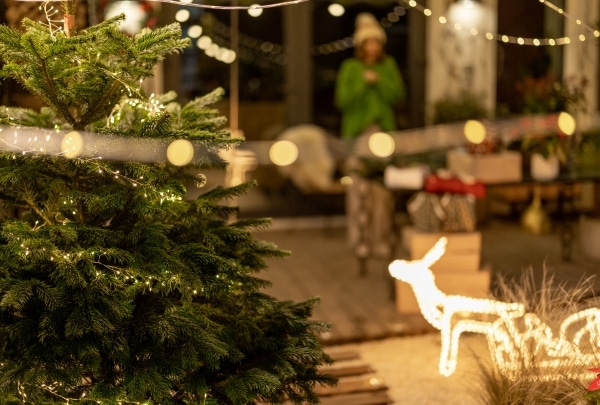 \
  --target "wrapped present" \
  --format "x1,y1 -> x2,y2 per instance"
440,193 -> 477,232
407,191 -> 446,232
384,164 -> 430,190
447,149 -> 522,184
408,191 -> 477,233
424,174 -> 486,198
